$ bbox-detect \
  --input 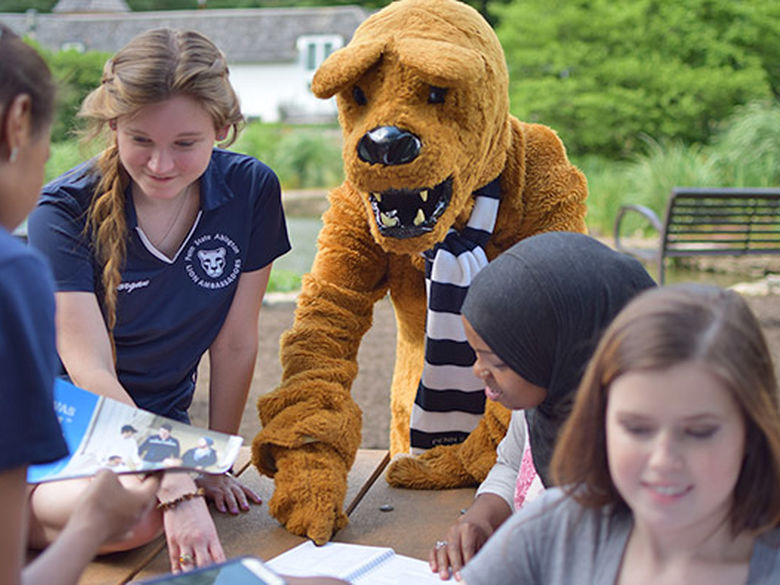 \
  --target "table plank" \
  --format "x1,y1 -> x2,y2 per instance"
130,449 -> 390,583
231,445 -> 253,476
75,538 -> 166,585
333,478 -> 476,561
